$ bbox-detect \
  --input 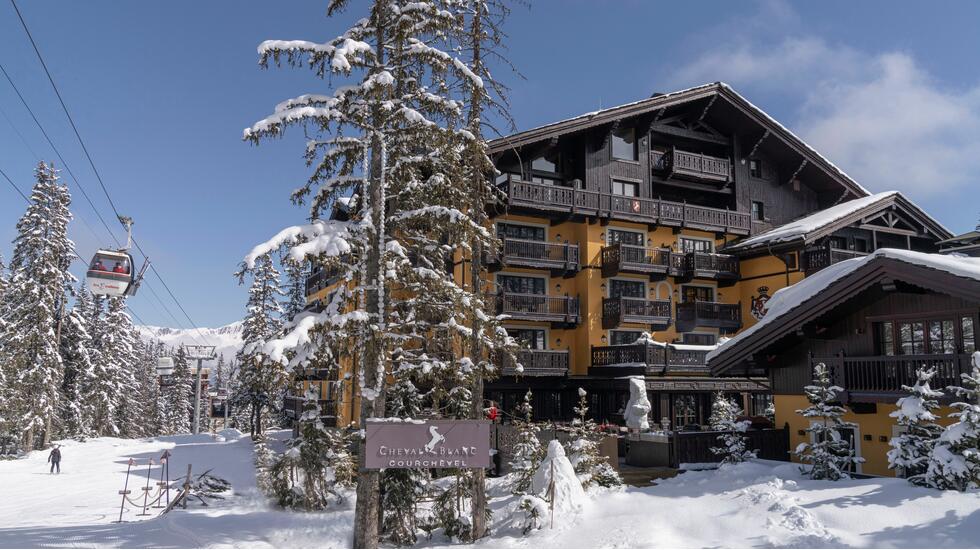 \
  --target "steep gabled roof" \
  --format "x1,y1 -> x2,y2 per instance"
488,82 -> 869,199
723,191 -> 952,255
707,249 -> 980,375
